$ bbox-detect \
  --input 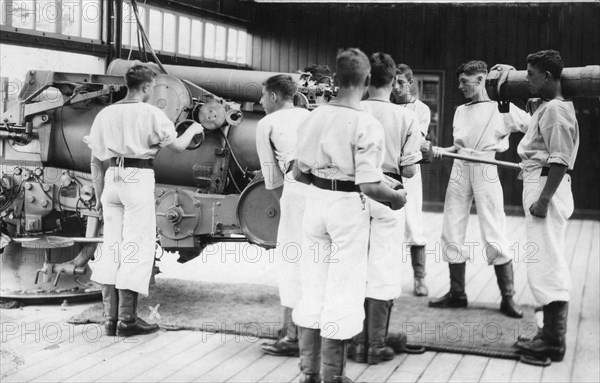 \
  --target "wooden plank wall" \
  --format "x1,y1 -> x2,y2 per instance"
224,1 -> 600,212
